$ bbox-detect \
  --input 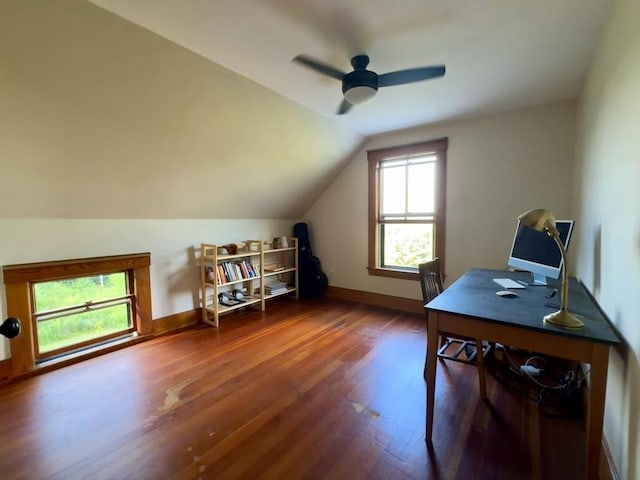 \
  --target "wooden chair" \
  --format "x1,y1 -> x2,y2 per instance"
418,259 -> 491,386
